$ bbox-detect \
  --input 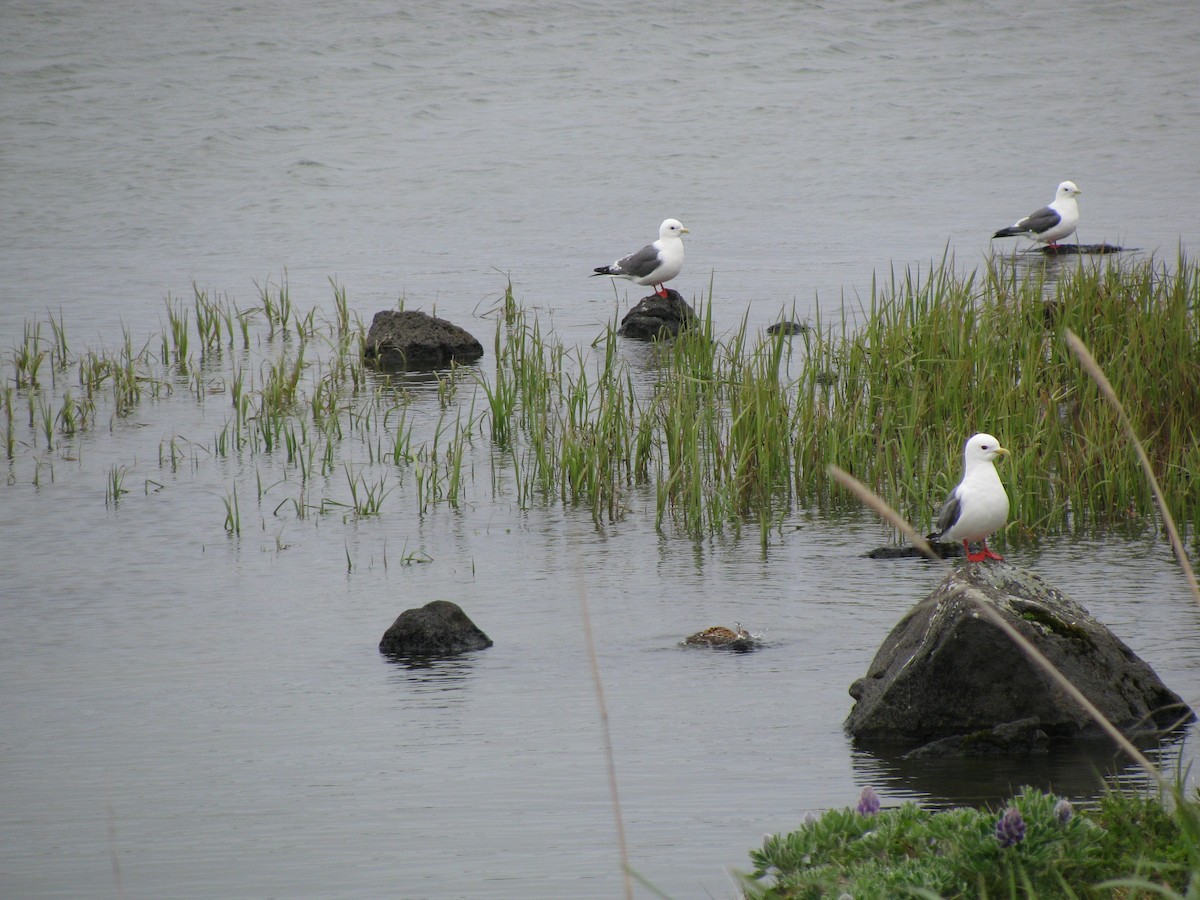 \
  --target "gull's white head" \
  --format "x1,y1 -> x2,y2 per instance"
963,432 -> 1010,468
1056,181 -> 1081,200
659,218 -> 689,239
